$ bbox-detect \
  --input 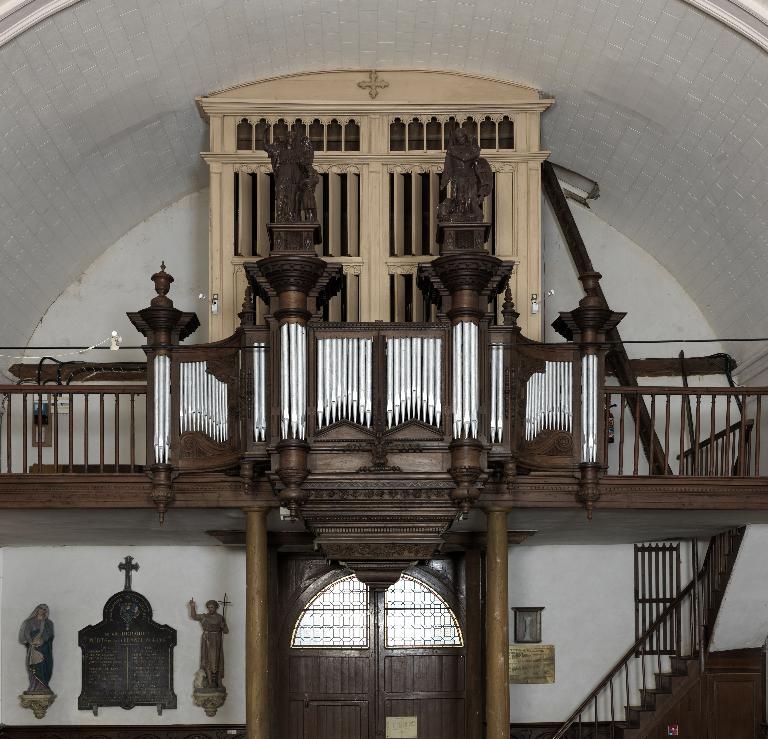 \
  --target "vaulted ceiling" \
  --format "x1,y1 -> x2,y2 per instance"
1,0 -> 768,365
